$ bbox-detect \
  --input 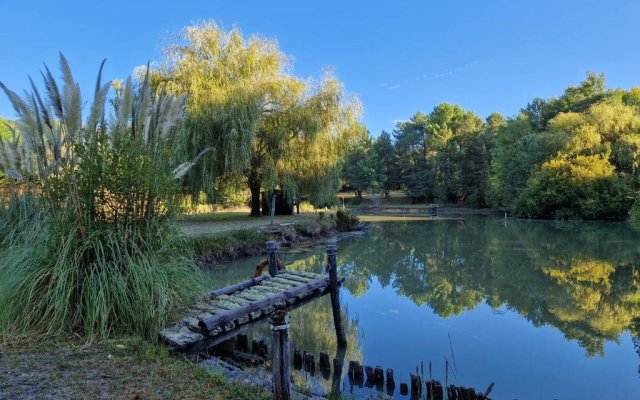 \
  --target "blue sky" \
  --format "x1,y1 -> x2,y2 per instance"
1,0 -> 639,135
